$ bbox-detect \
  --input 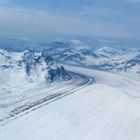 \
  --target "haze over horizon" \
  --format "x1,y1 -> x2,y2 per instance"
0,0 -> 140,42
